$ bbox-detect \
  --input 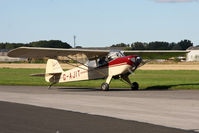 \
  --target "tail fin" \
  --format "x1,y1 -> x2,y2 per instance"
46,59 -> 63,74
45,59 -> 63,82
